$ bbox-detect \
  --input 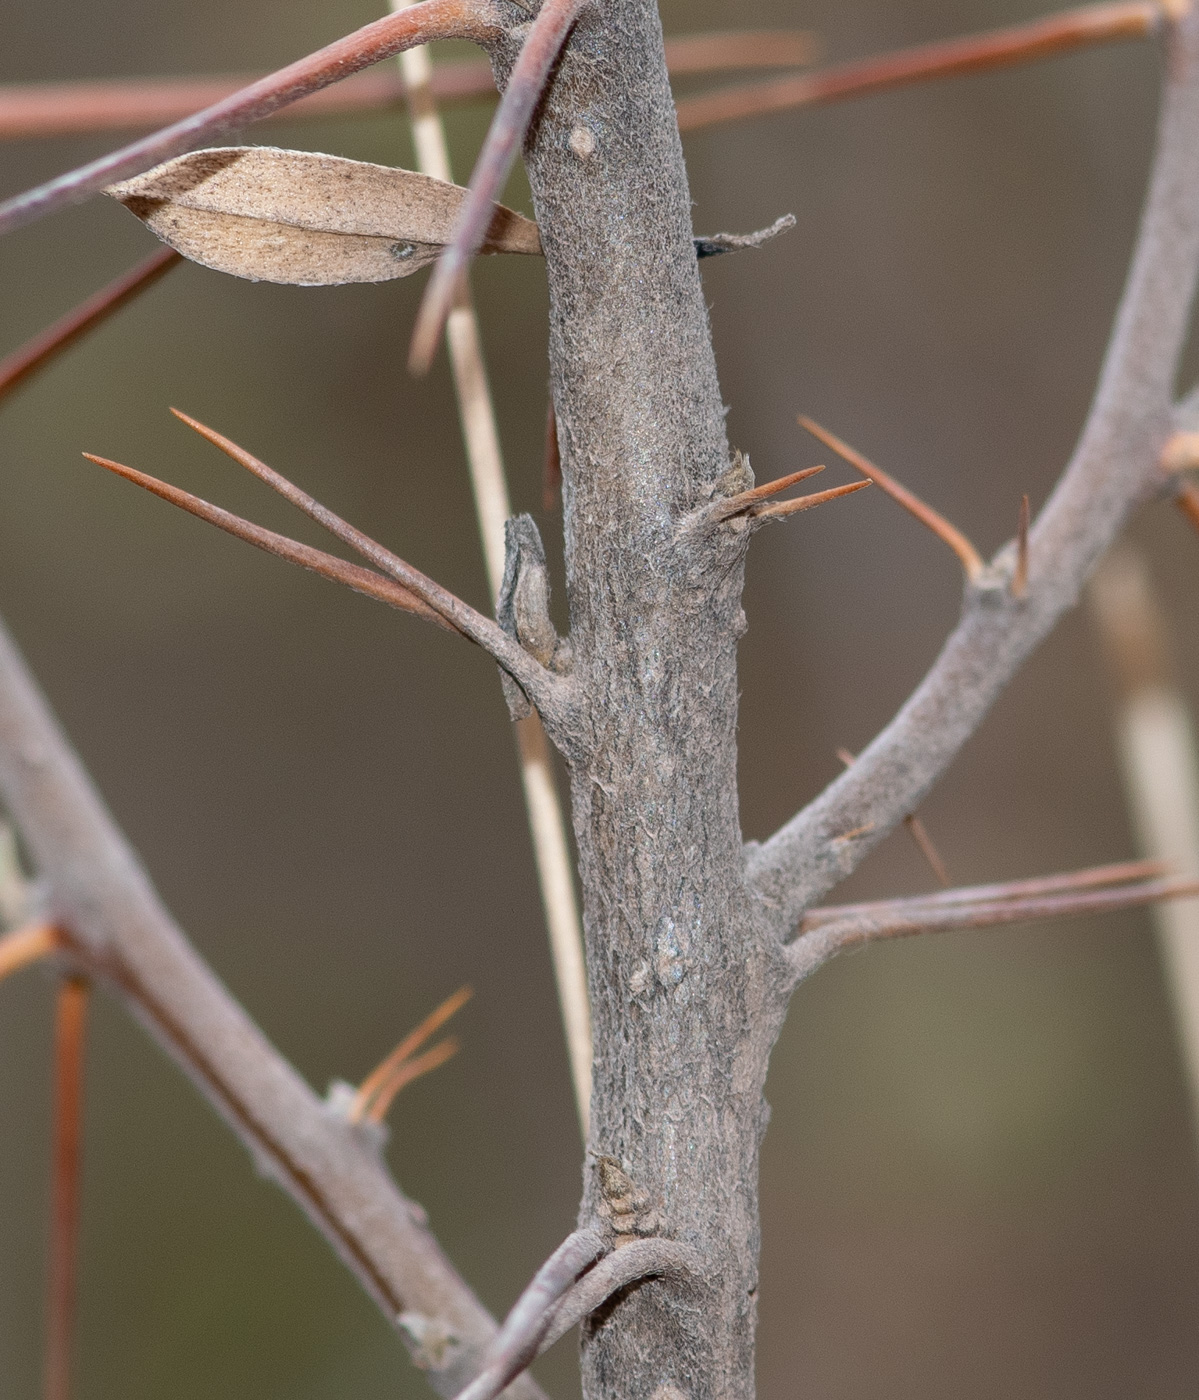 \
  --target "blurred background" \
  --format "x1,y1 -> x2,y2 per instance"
2,0 -> 1199,1395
